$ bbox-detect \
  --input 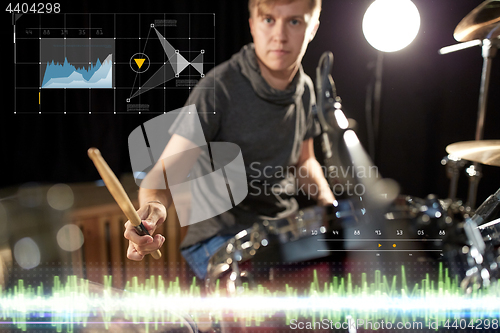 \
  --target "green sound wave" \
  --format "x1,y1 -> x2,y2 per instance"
0,263 -> 499,332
